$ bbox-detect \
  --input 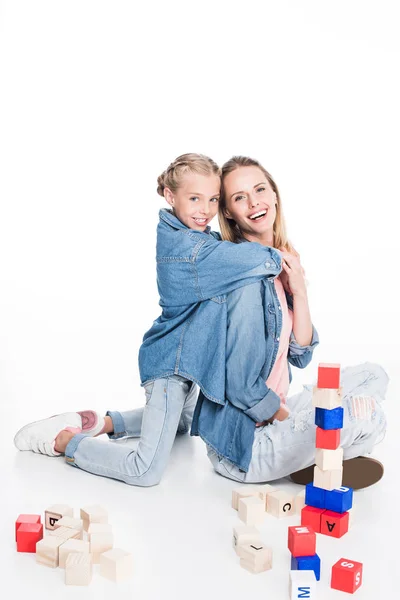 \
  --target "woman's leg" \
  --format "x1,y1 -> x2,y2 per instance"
207,362 -> 388,485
